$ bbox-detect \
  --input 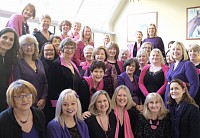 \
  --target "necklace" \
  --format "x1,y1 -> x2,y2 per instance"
14,110 -> 31,124
149,119 -> 159,129
98,115 -> 110,138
